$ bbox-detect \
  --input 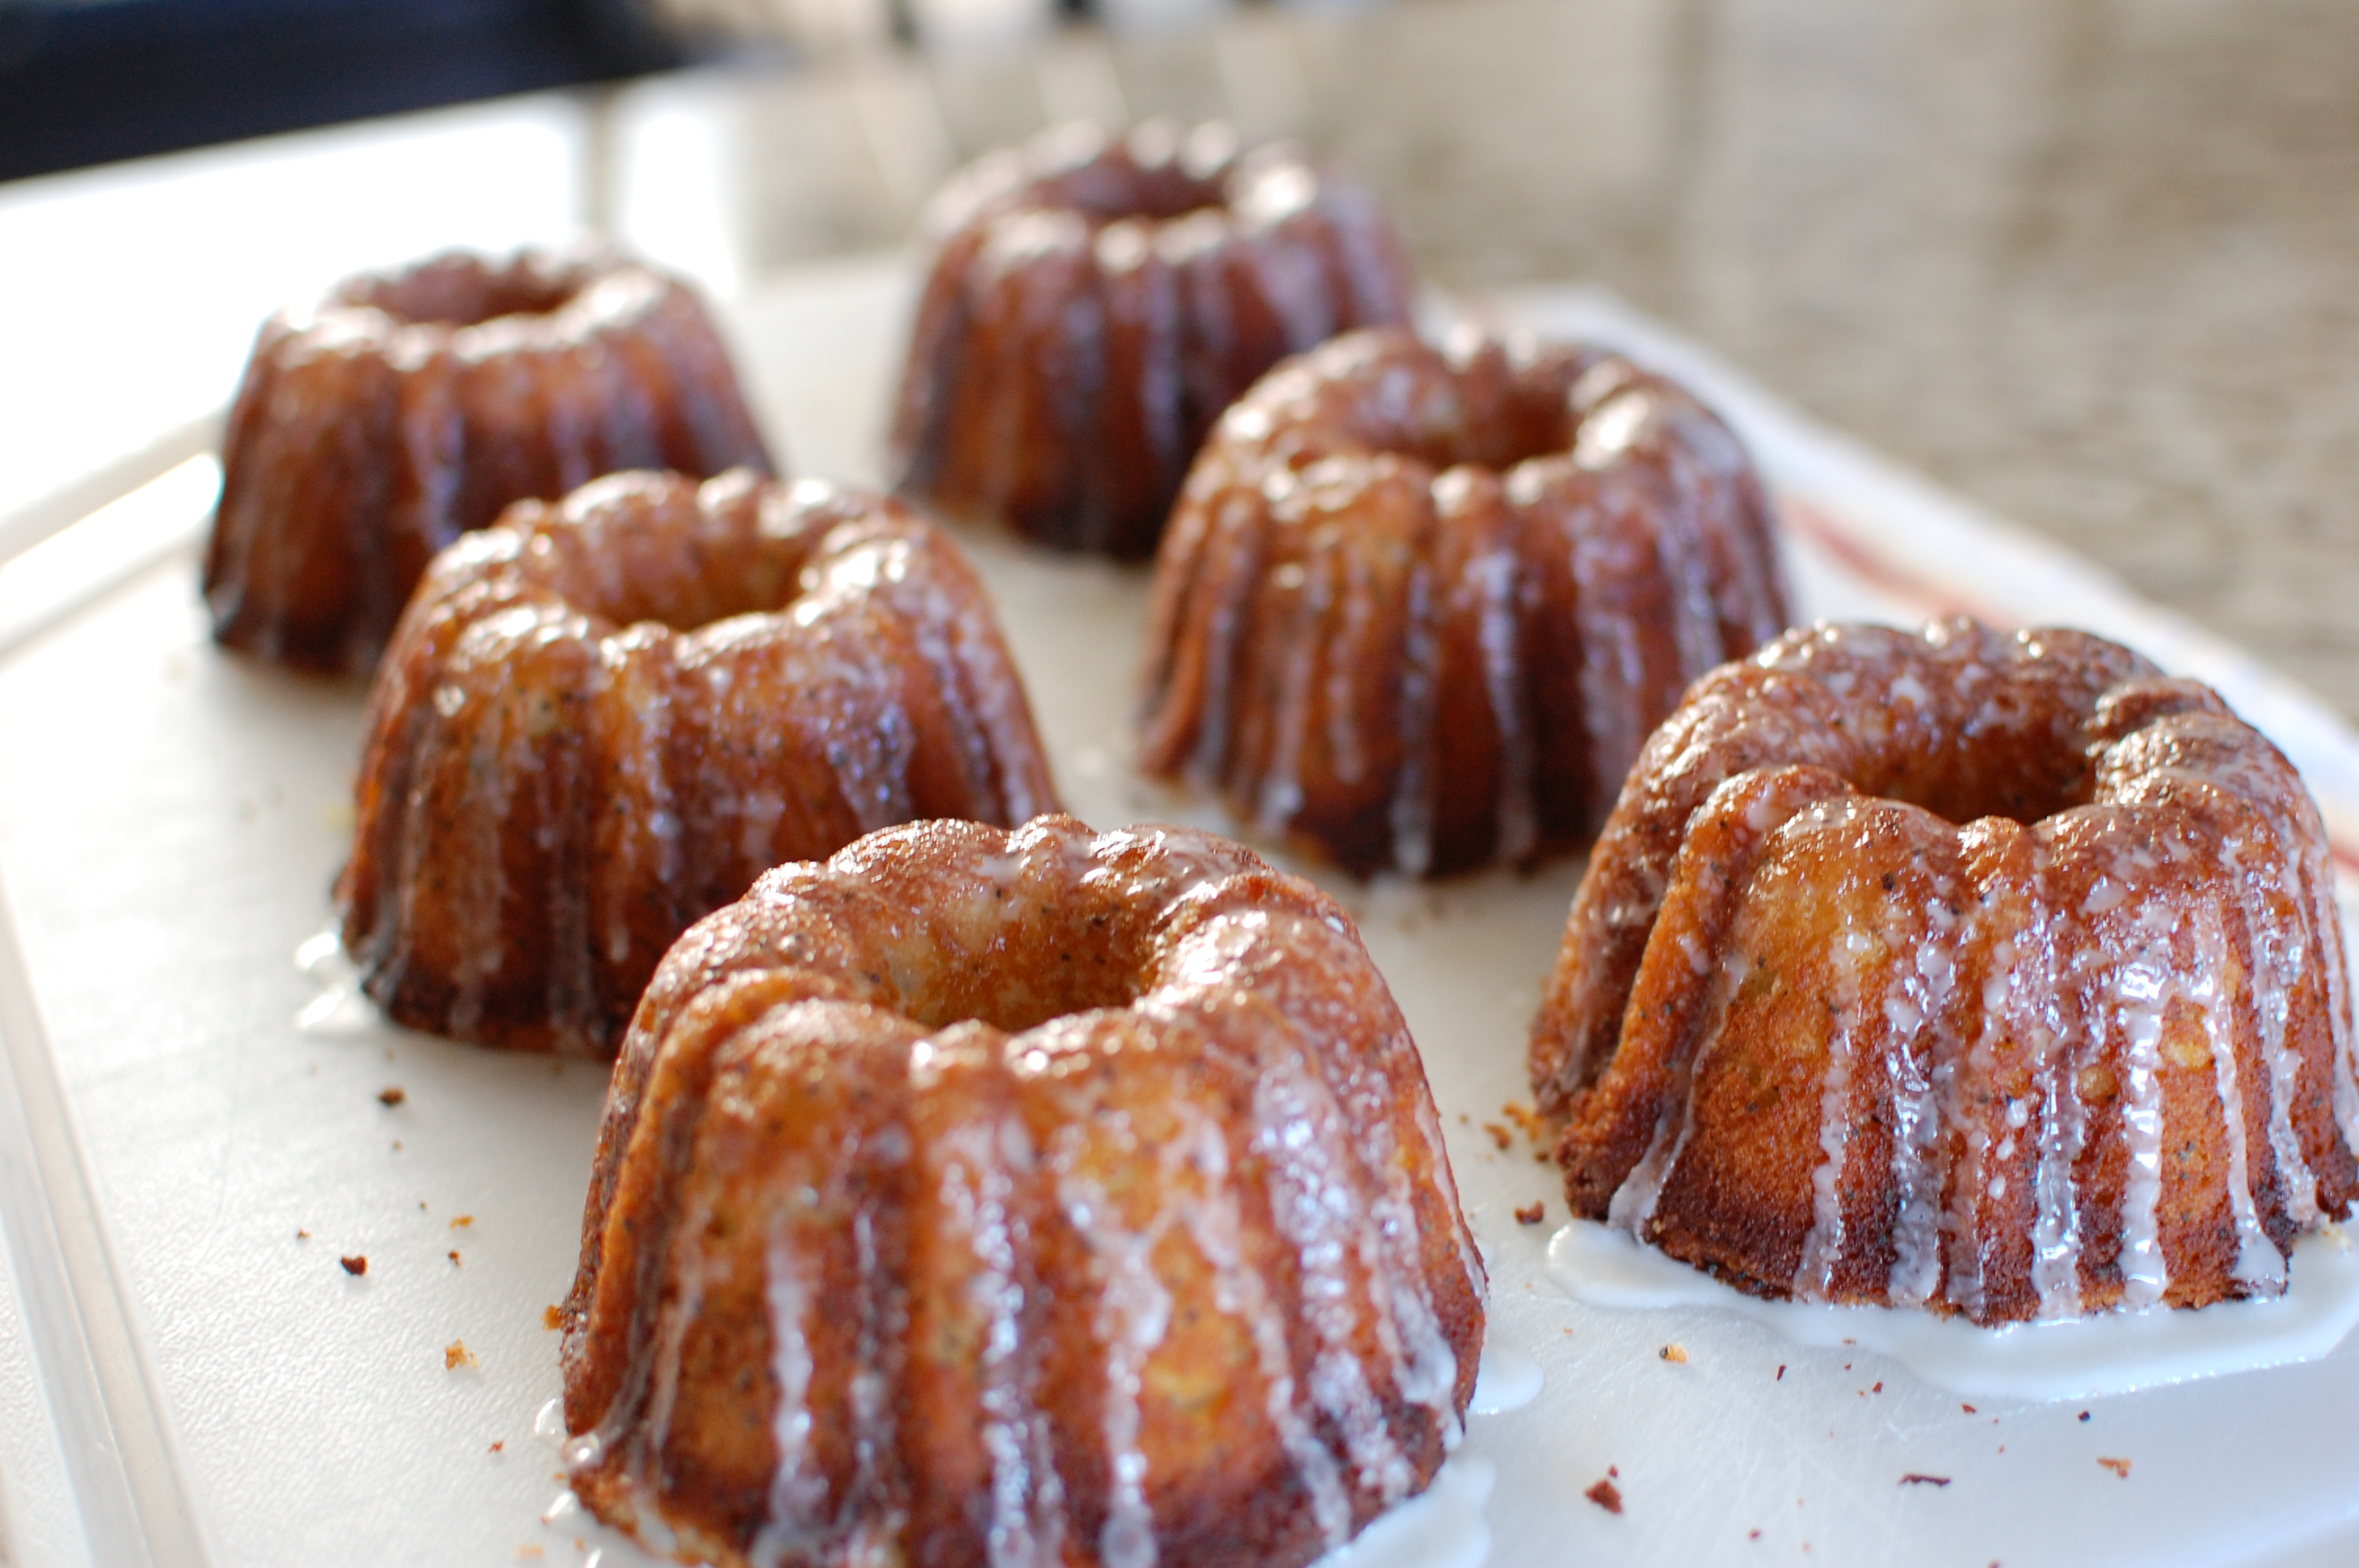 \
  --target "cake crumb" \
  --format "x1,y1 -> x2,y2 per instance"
1500,1102 -> 1547,1141
1514,1201 -> 1546,1225
391,1140 -> 404,1152
340,1254 -> 368,1276
489,1440 -> 505,1454
1962,1403 -> 1976,1414
1871,1381 -> 1883,1393
1899,1474 -> 1950,1487
514,1548 -> 543,1560
1659,1343 -> 1688,1363
1481,1122 -> 1513,1151
1776,1365 -> 1786,1381
296,1229 -> 311,1241
1586,1478 -> 1623,1514
2077,1410 -> 2091,1422
543,1305 -> 565,1330
378,1087 -> 406,1107
2097,1457 -> 2131,1479
445,1339 -> 478,1370
451,1214 -> 475,1229
449,1250 -> 463,1265
1749,1530 -> 1762,1541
